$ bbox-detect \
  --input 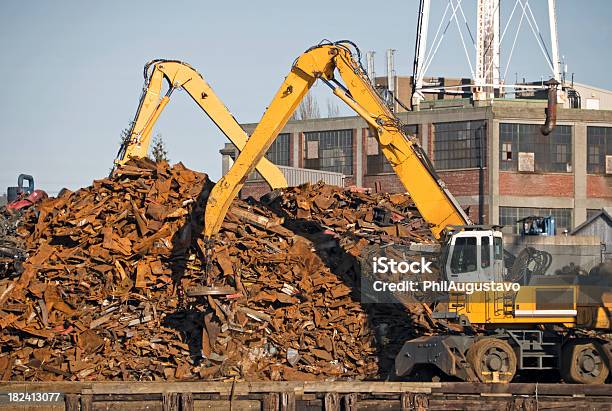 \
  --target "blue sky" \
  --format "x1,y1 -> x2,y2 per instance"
1,0 -> 610,194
